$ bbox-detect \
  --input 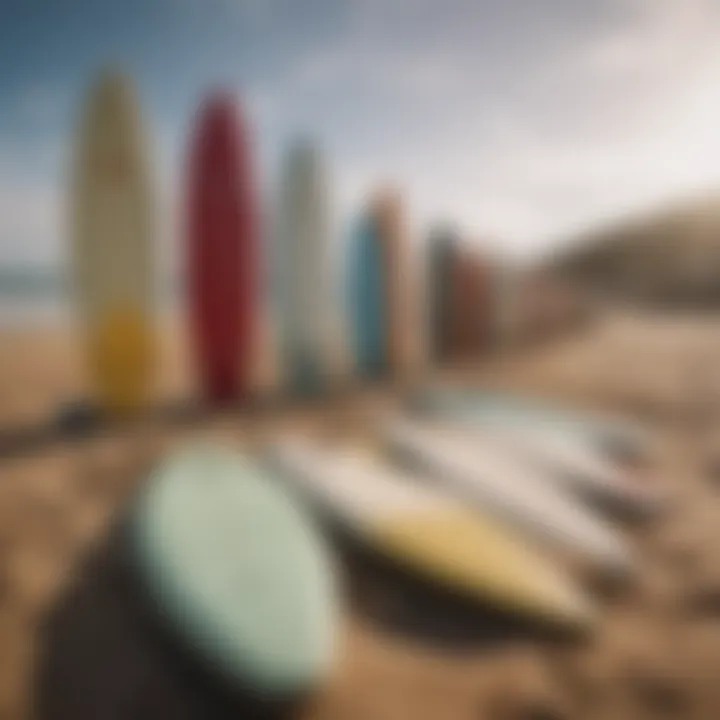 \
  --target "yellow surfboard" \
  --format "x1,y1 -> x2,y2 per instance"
269,437 -> 595,633
71,70 -> 156,415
